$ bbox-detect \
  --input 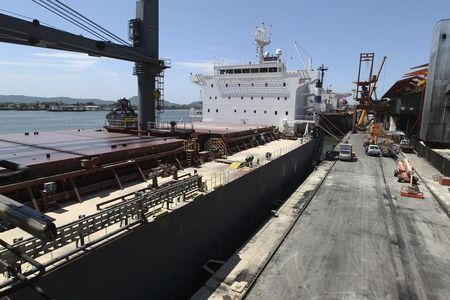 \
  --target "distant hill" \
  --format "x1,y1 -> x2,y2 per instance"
0,95 -> 201,108
0,95 -> 114,105
129,96 -> 201,109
